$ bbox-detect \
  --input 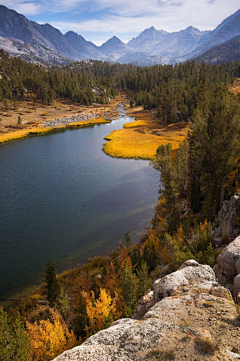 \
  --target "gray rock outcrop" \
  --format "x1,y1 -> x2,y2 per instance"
214,235 -> 240,305
214,194 -> 240,245
132,291 -> 154,319
233,274 -> 240,304
53,259 -> 240,361
214,236 -> 240,296
153,270 -> 189,303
